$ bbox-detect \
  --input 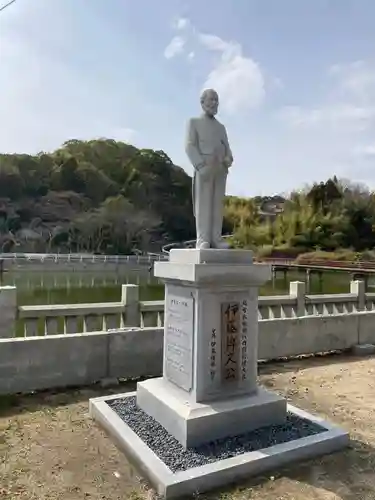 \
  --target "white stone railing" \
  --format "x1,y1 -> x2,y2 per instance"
0,279 -> 375,395
0,279 -> 367,338
0,252 -> 168,273
259,281 -> 373,319
18,299 -> 165,336
15,285 -> 164,337
0,252 -> 168,263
